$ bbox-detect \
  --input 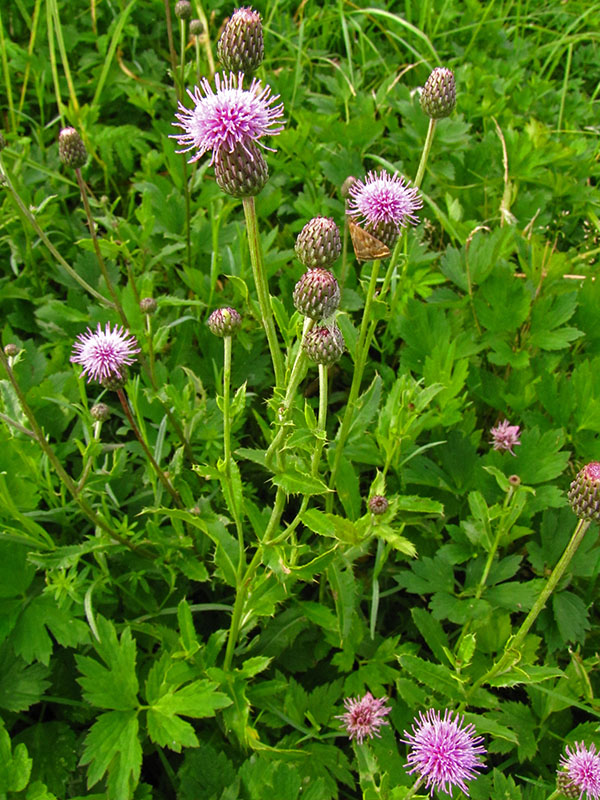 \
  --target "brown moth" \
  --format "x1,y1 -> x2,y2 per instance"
348,220 -> 391,262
